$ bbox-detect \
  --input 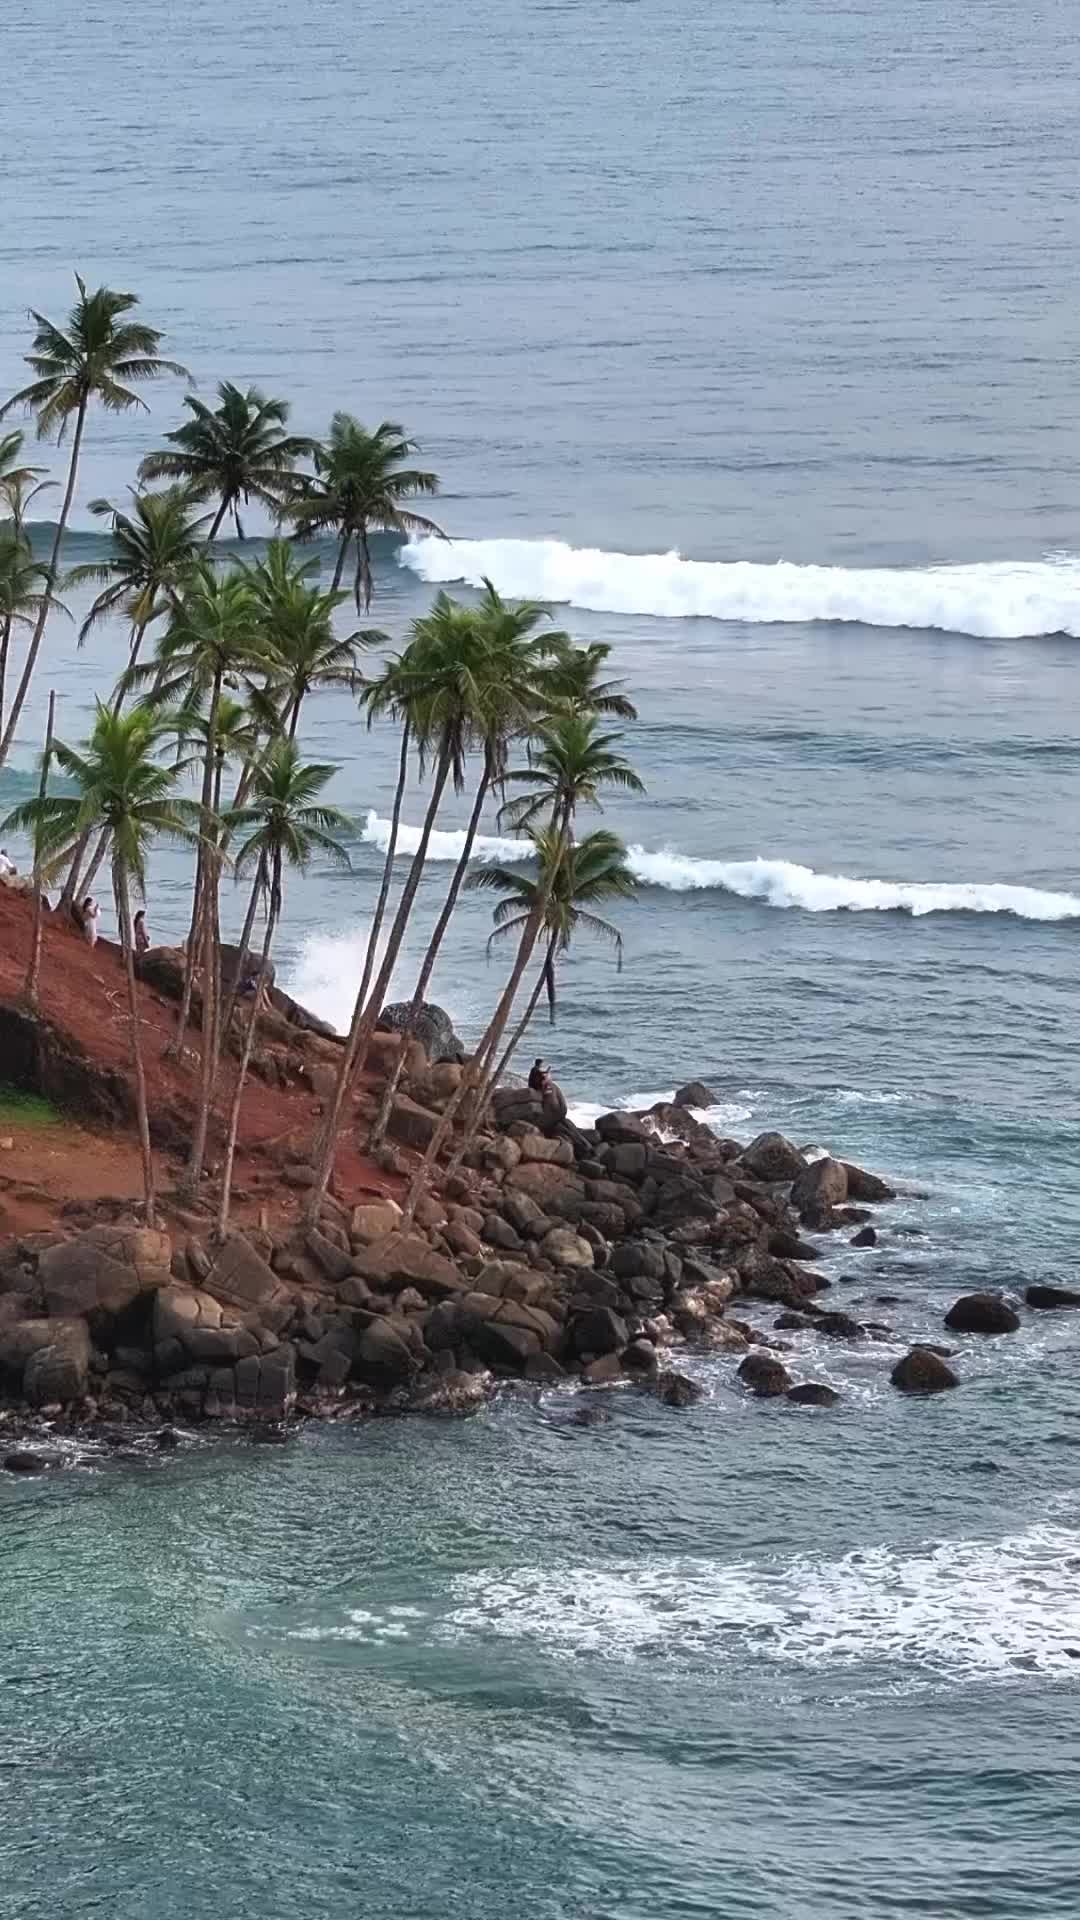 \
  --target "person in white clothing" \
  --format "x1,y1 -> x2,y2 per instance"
81,896 -> 100,948
0,848 -> 16,879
